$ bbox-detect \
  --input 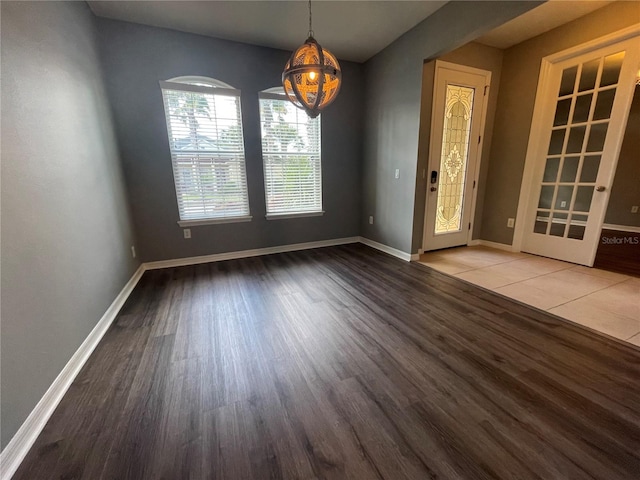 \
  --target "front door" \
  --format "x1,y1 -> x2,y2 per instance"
521,37 -> 639,265
423,62 -> 490,251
